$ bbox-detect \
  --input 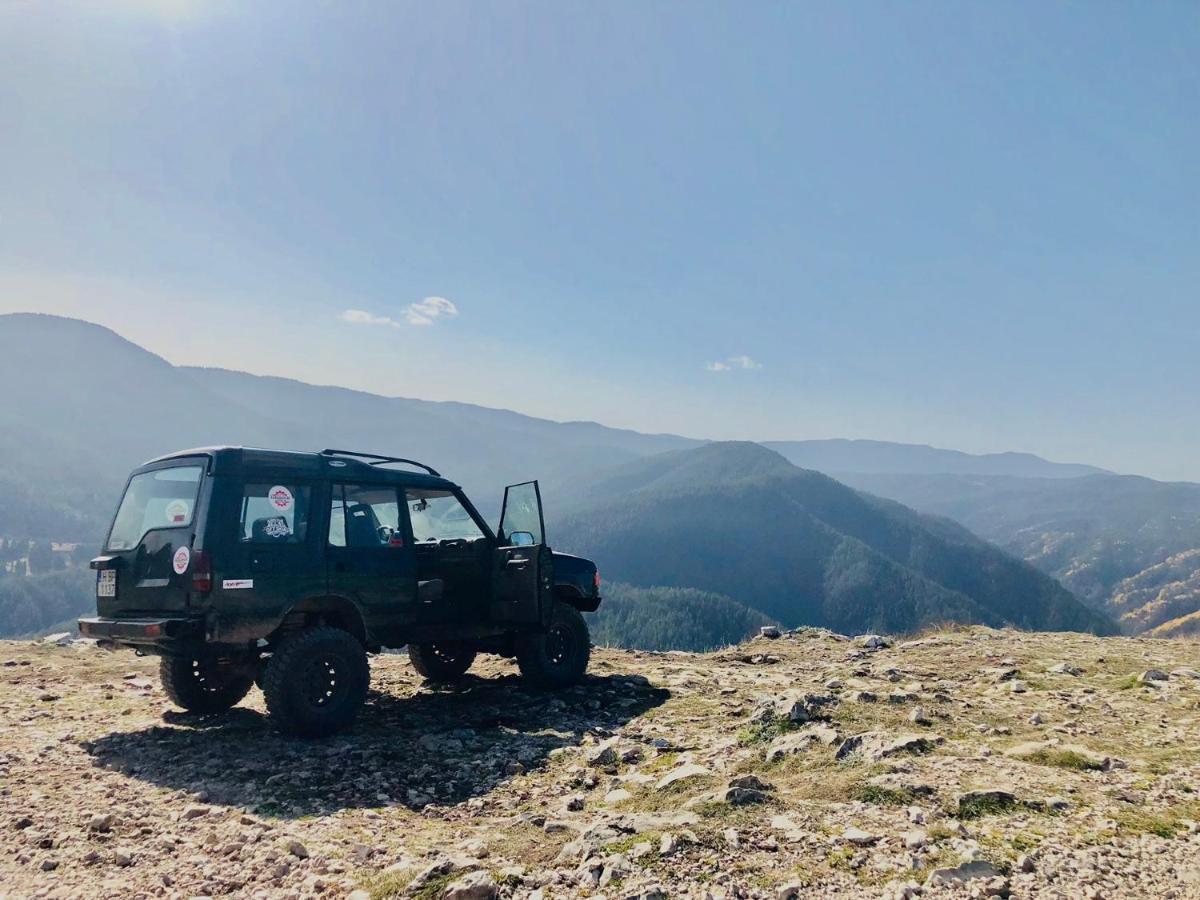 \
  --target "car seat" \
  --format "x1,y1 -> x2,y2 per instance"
345,502 -> 383,546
